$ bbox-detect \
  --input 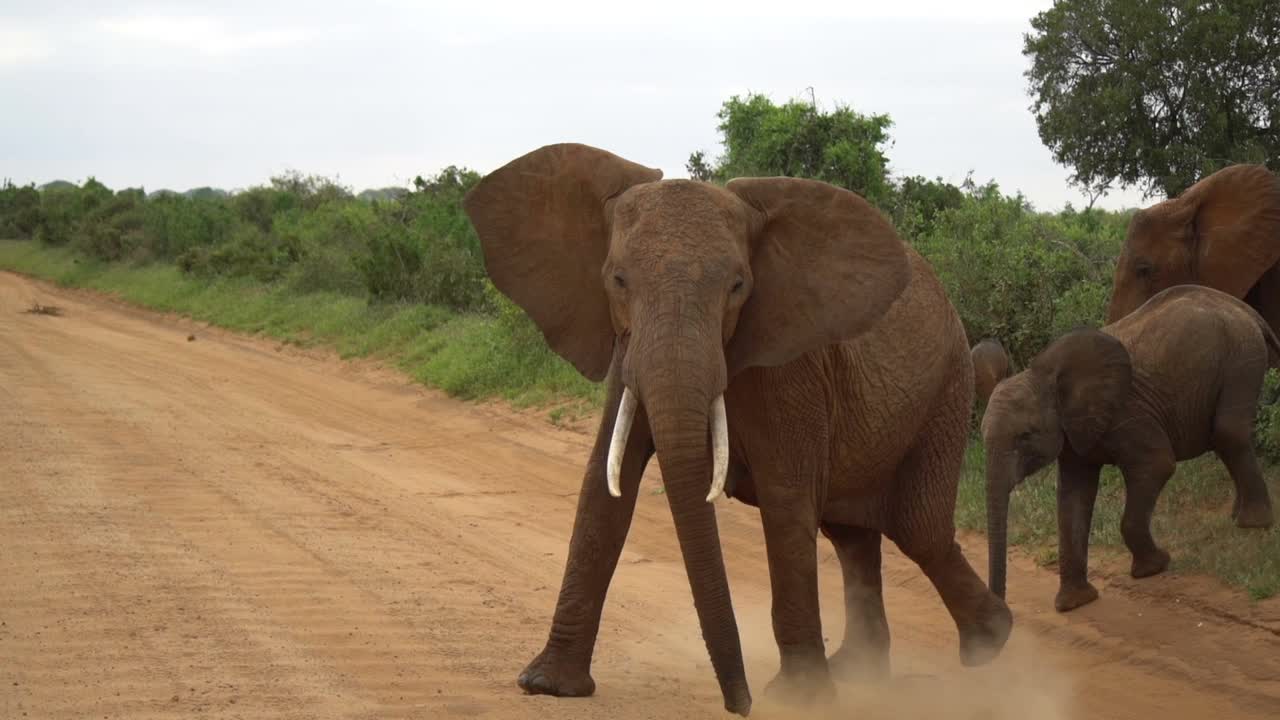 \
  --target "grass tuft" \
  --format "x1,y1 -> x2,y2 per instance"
0,240 -> 604,413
